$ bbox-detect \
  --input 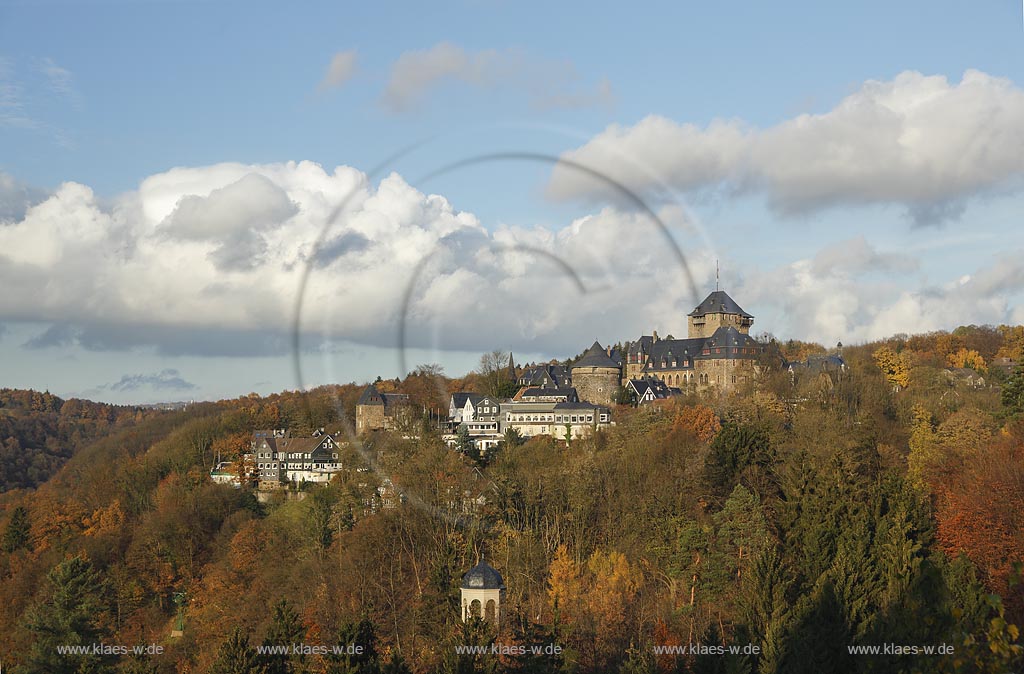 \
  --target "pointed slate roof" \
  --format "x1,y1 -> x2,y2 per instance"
572,340 -> 620,369
461,560 -> 505,590
688,290 -> 753,318
357,383 -> 384,405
